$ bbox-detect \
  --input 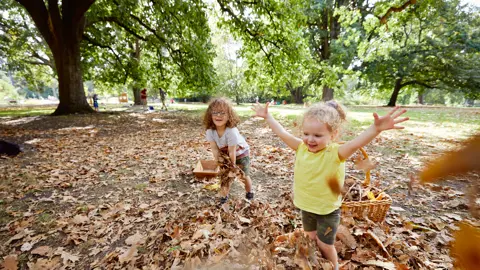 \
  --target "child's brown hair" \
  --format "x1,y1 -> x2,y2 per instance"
203,97 -> 240,130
